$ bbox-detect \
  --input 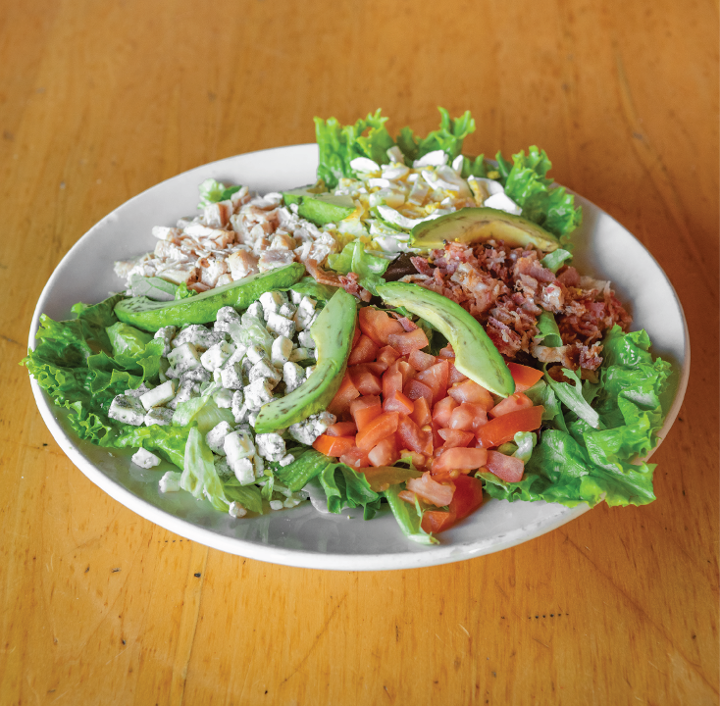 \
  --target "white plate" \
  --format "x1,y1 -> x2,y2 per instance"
28,144 -> 690,571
